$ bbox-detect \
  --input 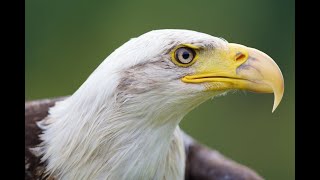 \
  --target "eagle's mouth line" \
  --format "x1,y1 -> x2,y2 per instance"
181,74 -> 255,84
186,76 -> 242,80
